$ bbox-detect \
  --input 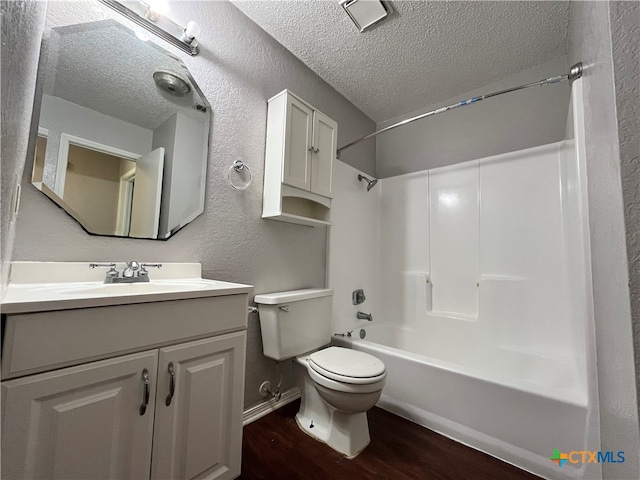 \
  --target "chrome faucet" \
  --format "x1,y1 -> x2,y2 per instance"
122,260 -> 141,278
90,261 -> 162,283
357,311 -> 373,321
